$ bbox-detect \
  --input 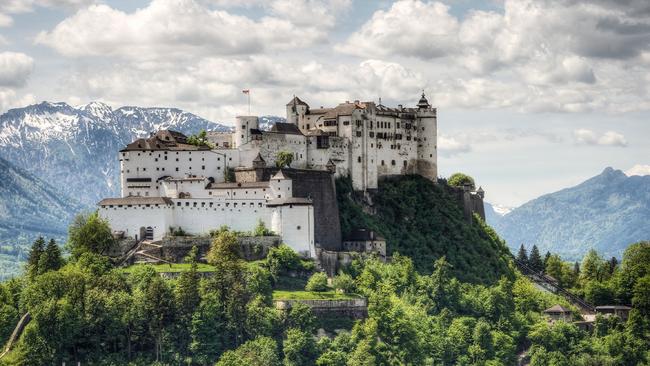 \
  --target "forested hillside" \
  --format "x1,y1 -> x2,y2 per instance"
337,175 -> 514,284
